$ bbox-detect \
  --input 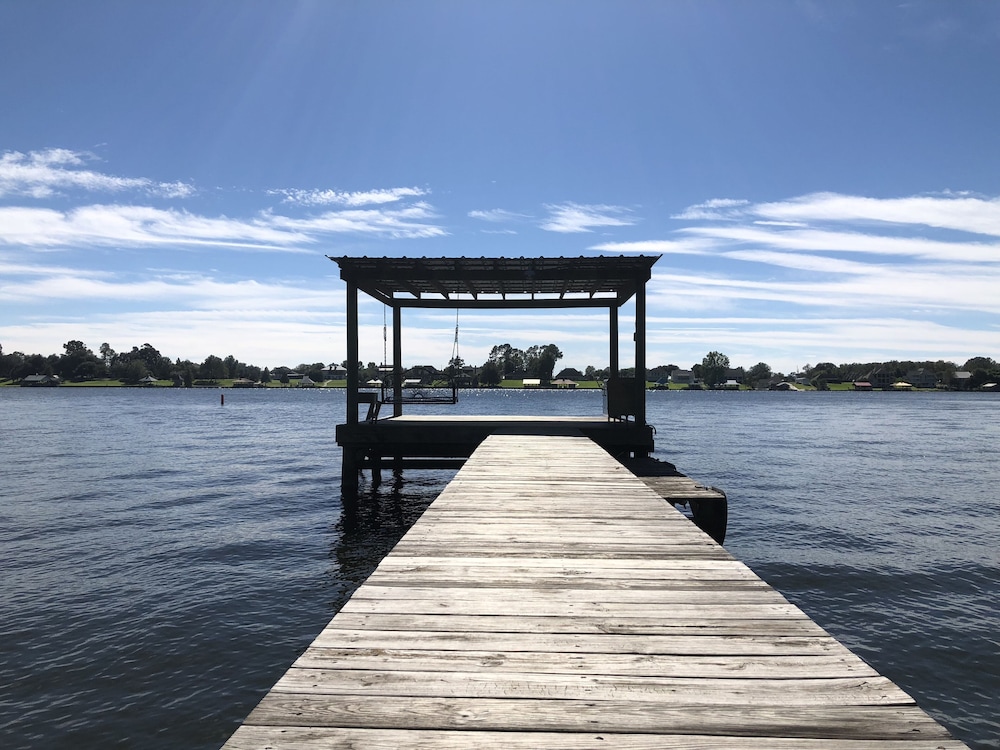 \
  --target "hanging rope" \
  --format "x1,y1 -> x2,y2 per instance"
450,308 -> 460,364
